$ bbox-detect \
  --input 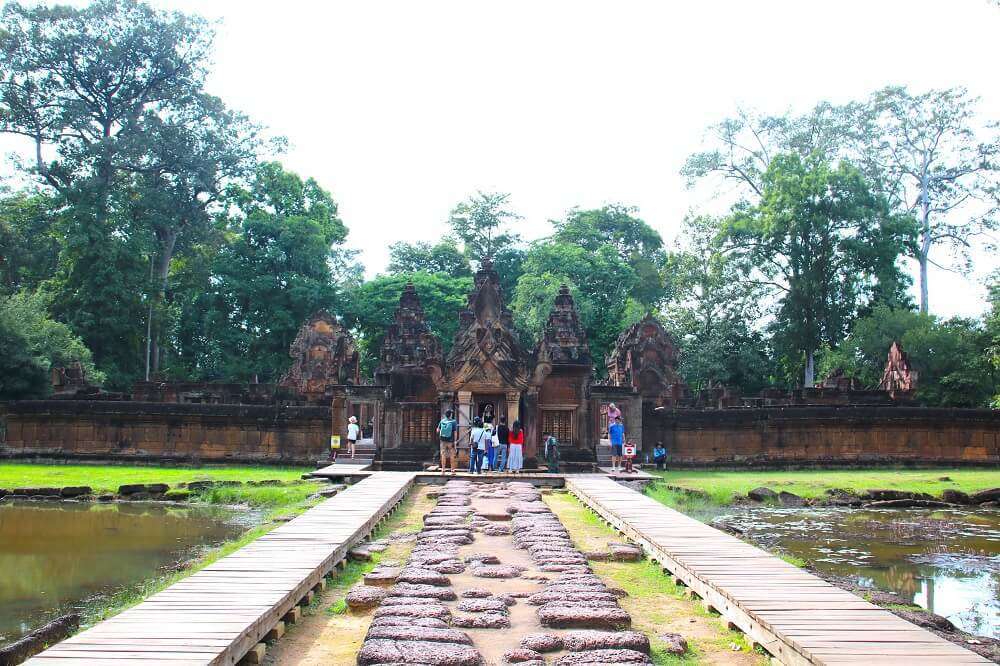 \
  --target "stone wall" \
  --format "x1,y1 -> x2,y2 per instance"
647,406 -> 1000,466
0,401 -> 331,464
3,401 -> 998,467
